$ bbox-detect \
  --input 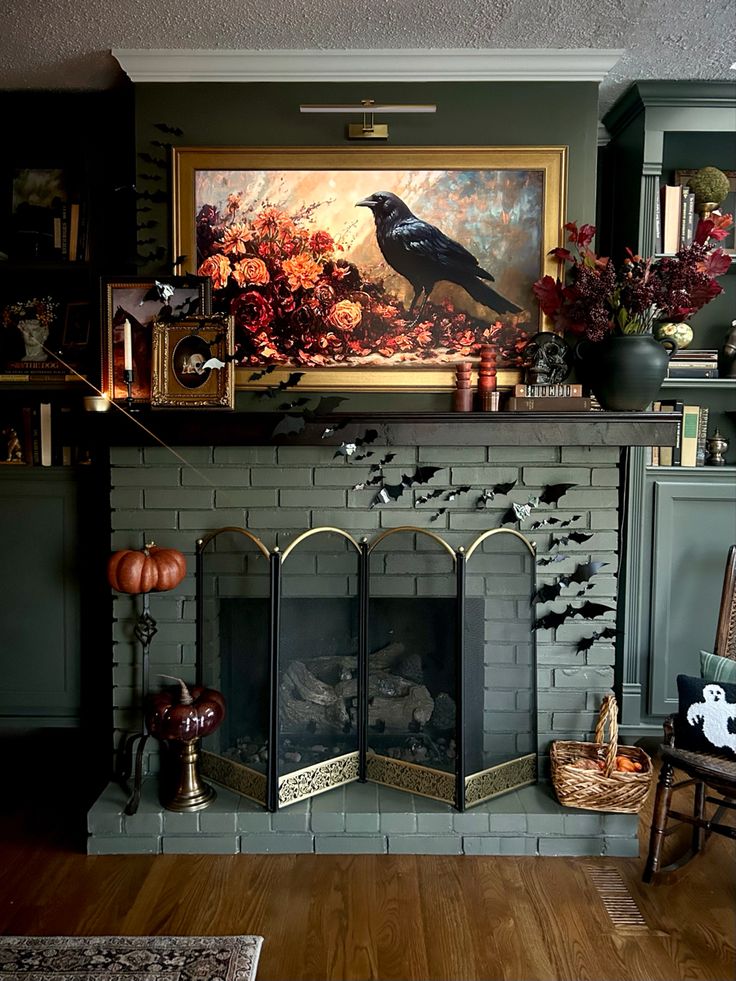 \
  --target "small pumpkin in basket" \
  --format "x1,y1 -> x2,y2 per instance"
107,542 -> 187,594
